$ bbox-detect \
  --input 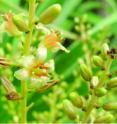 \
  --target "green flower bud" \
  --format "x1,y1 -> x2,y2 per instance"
13,14 -> 28,32
107,77 -> 117,89
69,92 -> 84,108
94,113 -> 114,123
102,43 -> 109,58
39,4 -> 61,24
14,69 -> 29,80
103,102 -> 117,111
80,63 -> 92,81
92,55 -> 104,68
95,87 -> 107,97
63,99 -> 77,120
